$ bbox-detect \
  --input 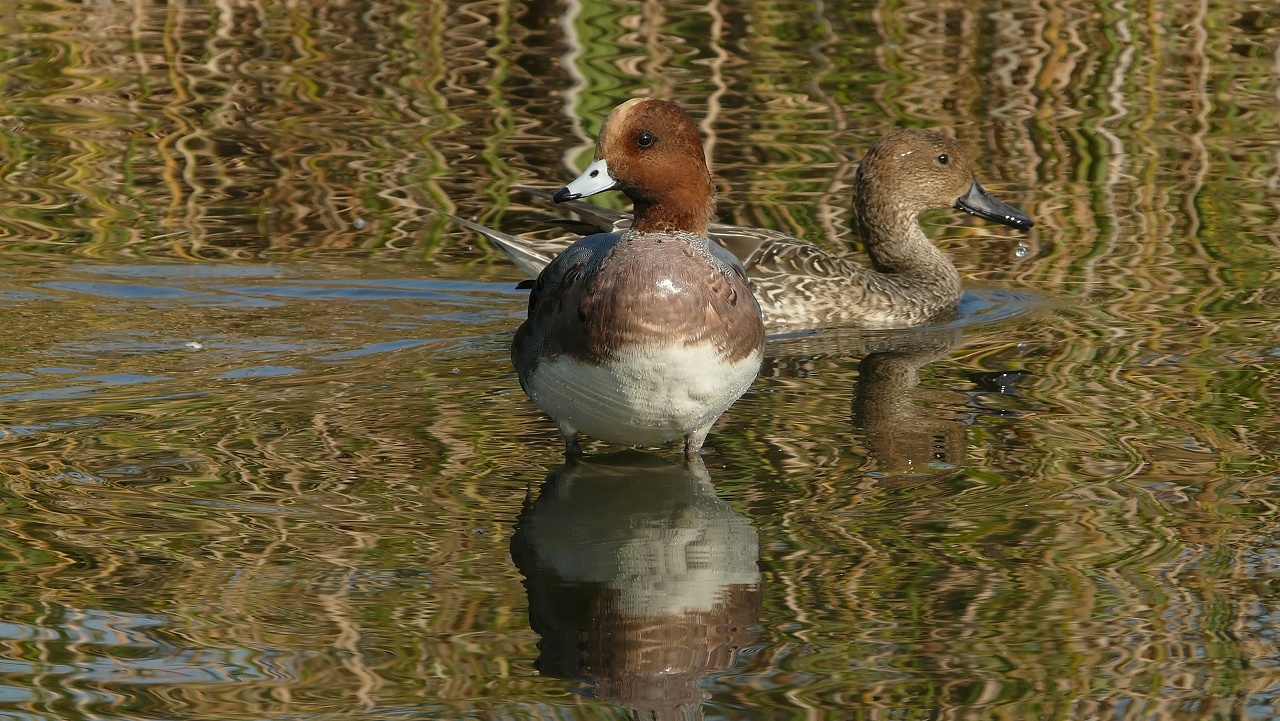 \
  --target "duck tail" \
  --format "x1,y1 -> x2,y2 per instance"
442,212 -> 552,279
